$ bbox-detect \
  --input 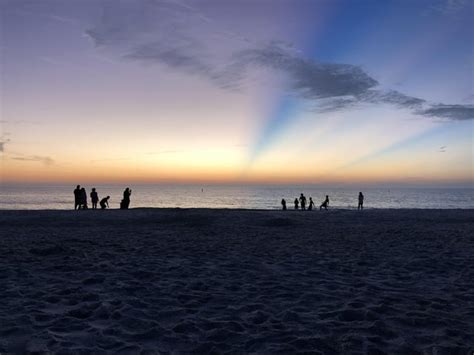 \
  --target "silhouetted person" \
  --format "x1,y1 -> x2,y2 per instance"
308,197 -> 315,211
299,193 -> 307,210
320,195 -> 329,210
90,188 -> 99,209
100,196 -> 110,209
120,187 -> 132,209
80,187 -> 88,210
281,198 -> 287,210
358,192 -> 364,210
74,185 -> 81,210
294,198 -> 299,210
